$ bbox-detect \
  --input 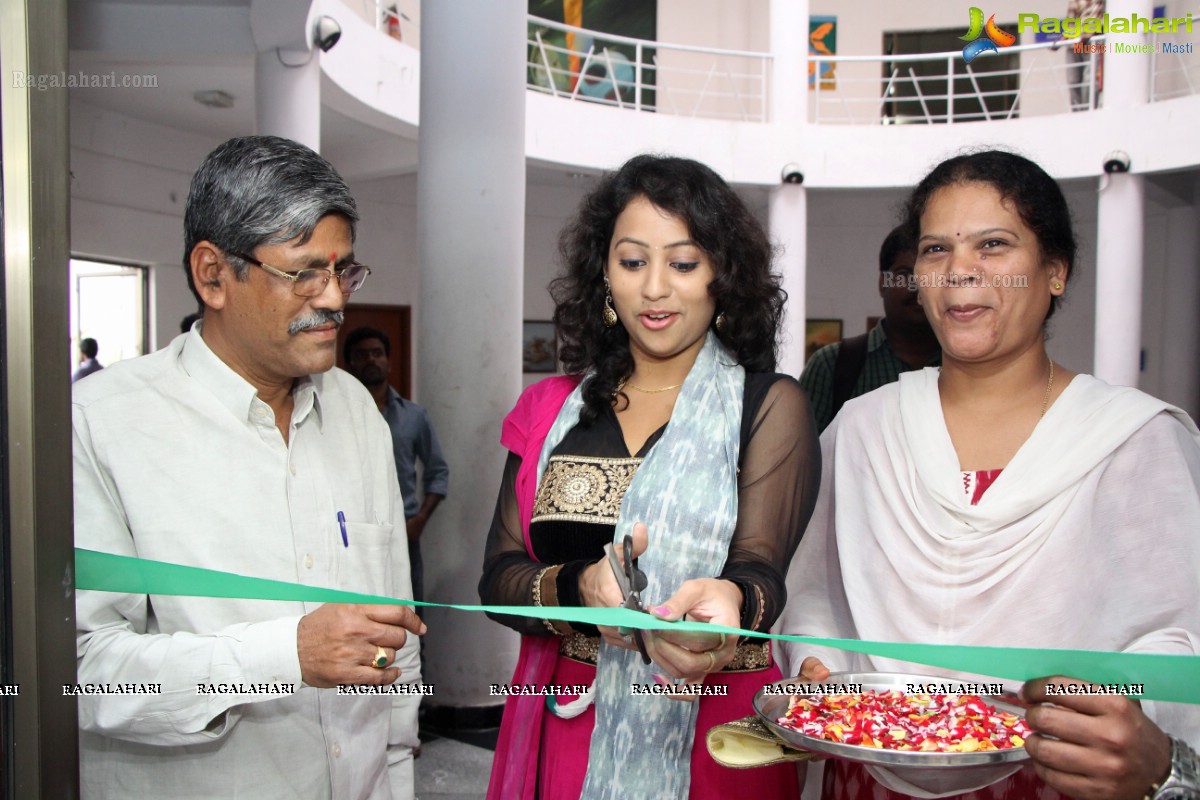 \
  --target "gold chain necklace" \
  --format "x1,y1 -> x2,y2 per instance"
1040,358 -> 1055,419
620,380 -> 683,394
